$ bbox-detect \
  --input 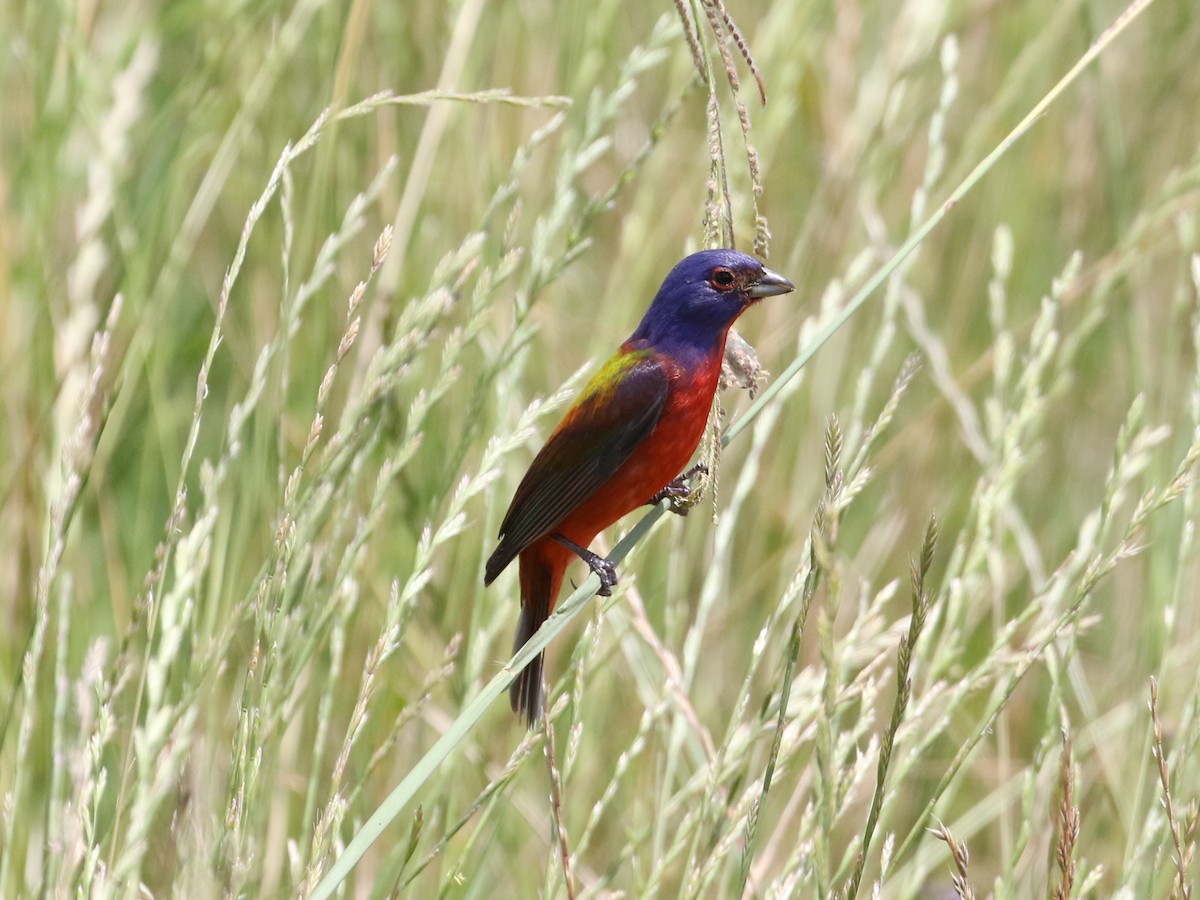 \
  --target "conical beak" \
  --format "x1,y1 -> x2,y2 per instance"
747,266 -> 795,299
